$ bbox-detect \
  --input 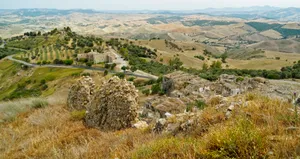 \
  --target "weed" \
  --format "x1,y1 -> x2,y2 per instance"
31,99 -> 49,109
70,110 -> 86,121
